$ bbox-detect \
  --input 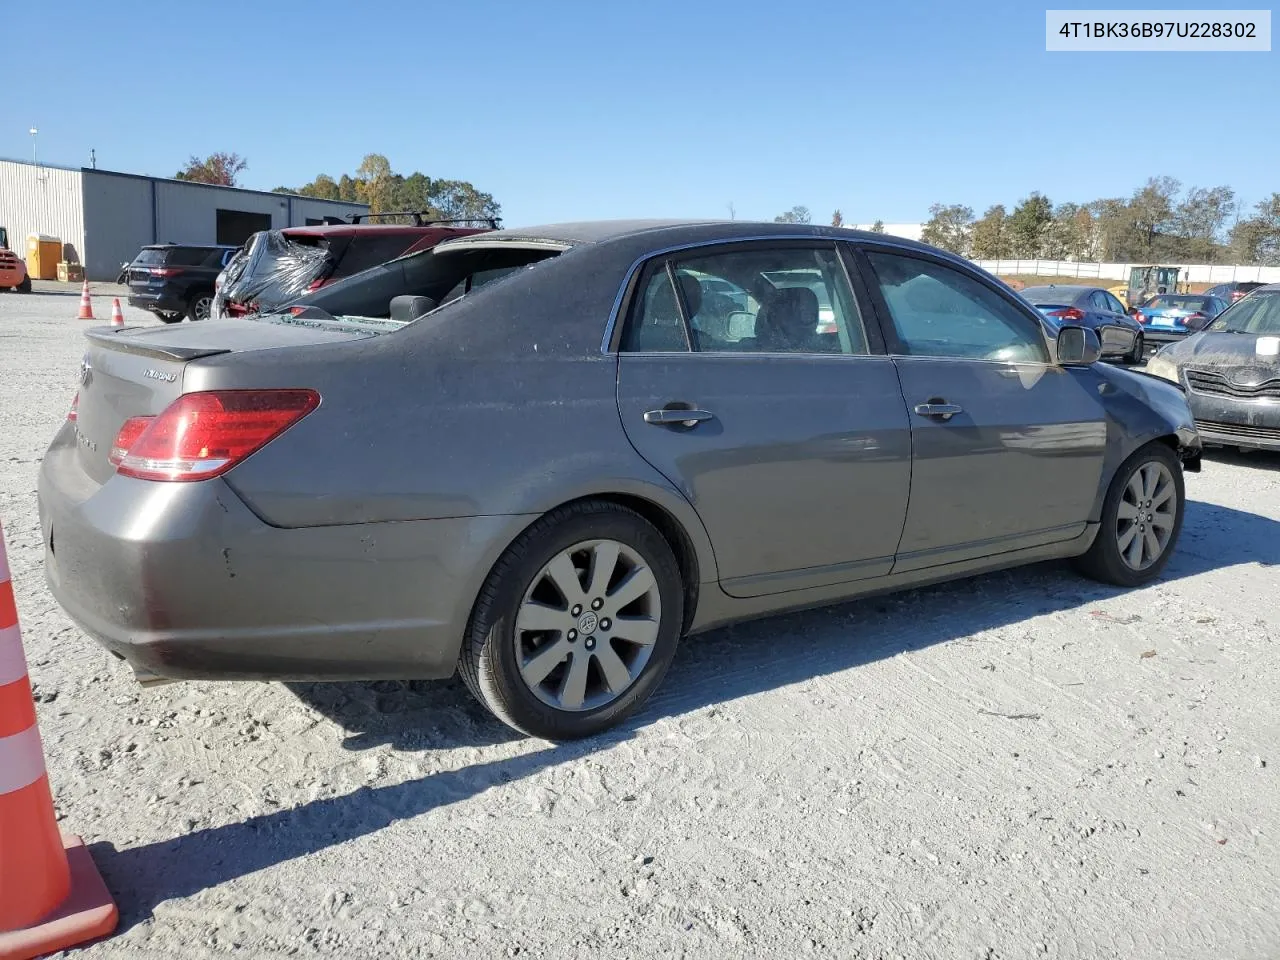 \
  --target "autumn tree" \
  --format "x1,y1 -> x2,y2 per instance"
831,209 -> 844,227
175,152 -> 247,186
920,204 -> 973,255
